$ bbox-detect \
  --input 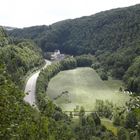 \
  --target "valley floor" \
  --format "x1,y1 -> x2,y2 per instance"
47,67 -> 130,111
